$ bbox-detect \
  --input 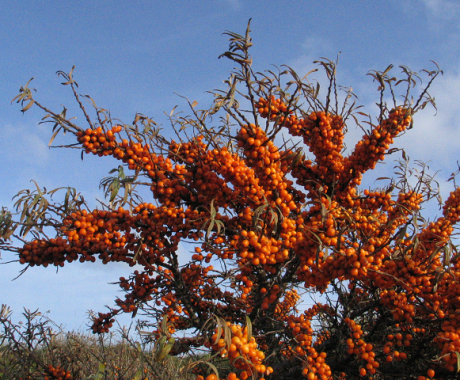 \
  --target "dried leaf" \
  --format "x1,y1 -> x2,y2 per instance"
246,316 -> 252,343
48,127 -> 61,146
